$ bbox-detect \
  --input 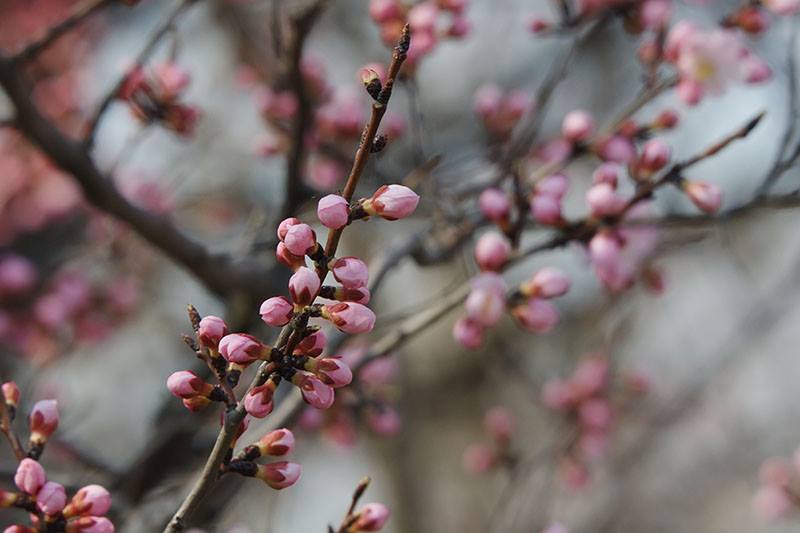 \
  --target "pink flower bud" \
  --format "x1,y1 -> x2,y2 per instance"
759,457 -> 791,487
562,110 -> 595,142
369,0 -> 402,22
478,188 -> 511,221
753,485 -> 792,520
586,183 -> 626,217
294,372 -> 335,409
654,108 -> 679,129
3,381 -> 19,407
683,180 -> 722,214
364,185 -> 420,220
294,329 -> 327,357
14,458 -> 46,496
167,371 -> 208,399
463,443 -> 495,474
541,379 -> 578,410
743,57 -> 772,83
37,482 -> 66,515
259,296 -> 294,327
308,358 -> 353,388
592,163 -> 619,188
277,217 -> 301,241
535,173 -> 570,200
764,0 -> 800,15
289,267 -> 321,307
578,398 -> 613,430
64,484 -> 111,518
484,406 -> 514,442
244,383 -> 275,418
512,298 -> 559,333
447,15 -> 471,37
276,242 -> 306,271
331,257 -> 369,289
572,355 -> 609,397
640,0 -> 672,29
560,456 -> 590,490
257,428 -> 295,456
474,232 -> 511,272
474,84 -> 502,118
317,194 -> 350,229
597,135 -> 635,164
453,317 -> 484,349
283,223 -> 317,257
530,194 -> 563,225
64,516 -> 115,533
529,17 -> 551,33
471,271 -> 508,295
409,1 -> 439,31
464,287 -> 506,327
354,502 -> 391,531
638,138 -> 671,174
588,231 -> 621,268
0,254 -> 37,297
3,525 -> 35,533
677,79 -> 703,106
366,406 -> 402,436
322,302 -> 376,334
218,333 -> 268,364
257,462 -> 301,490
29,399 -> 59,445
524,267 -> 570,299
198,315 -> 227,349
337,286 -> 371,304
